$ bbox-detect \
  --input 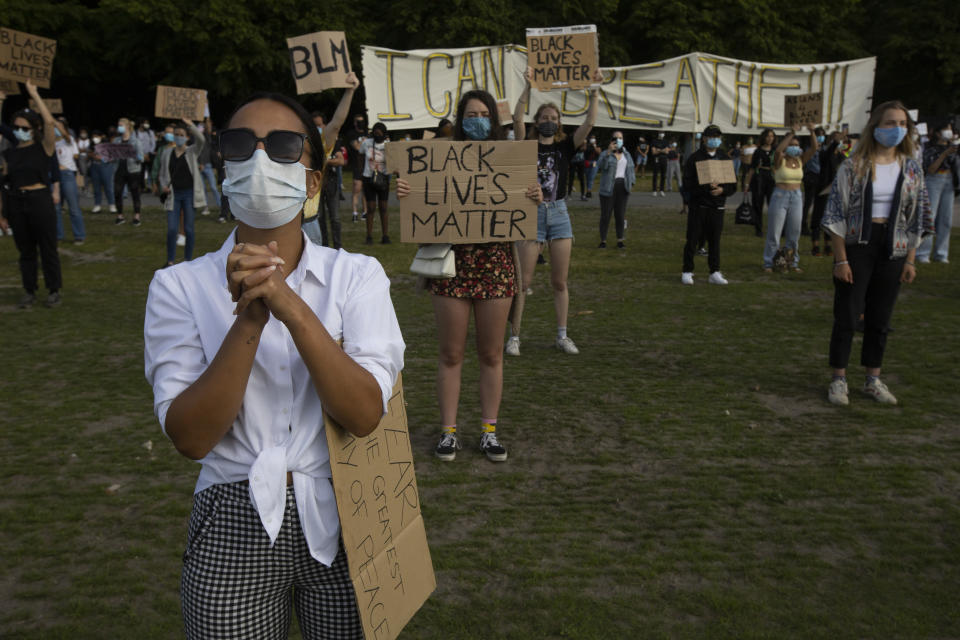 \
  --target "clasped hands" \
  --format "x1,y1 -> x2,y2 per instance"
226,241 -> 299,325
